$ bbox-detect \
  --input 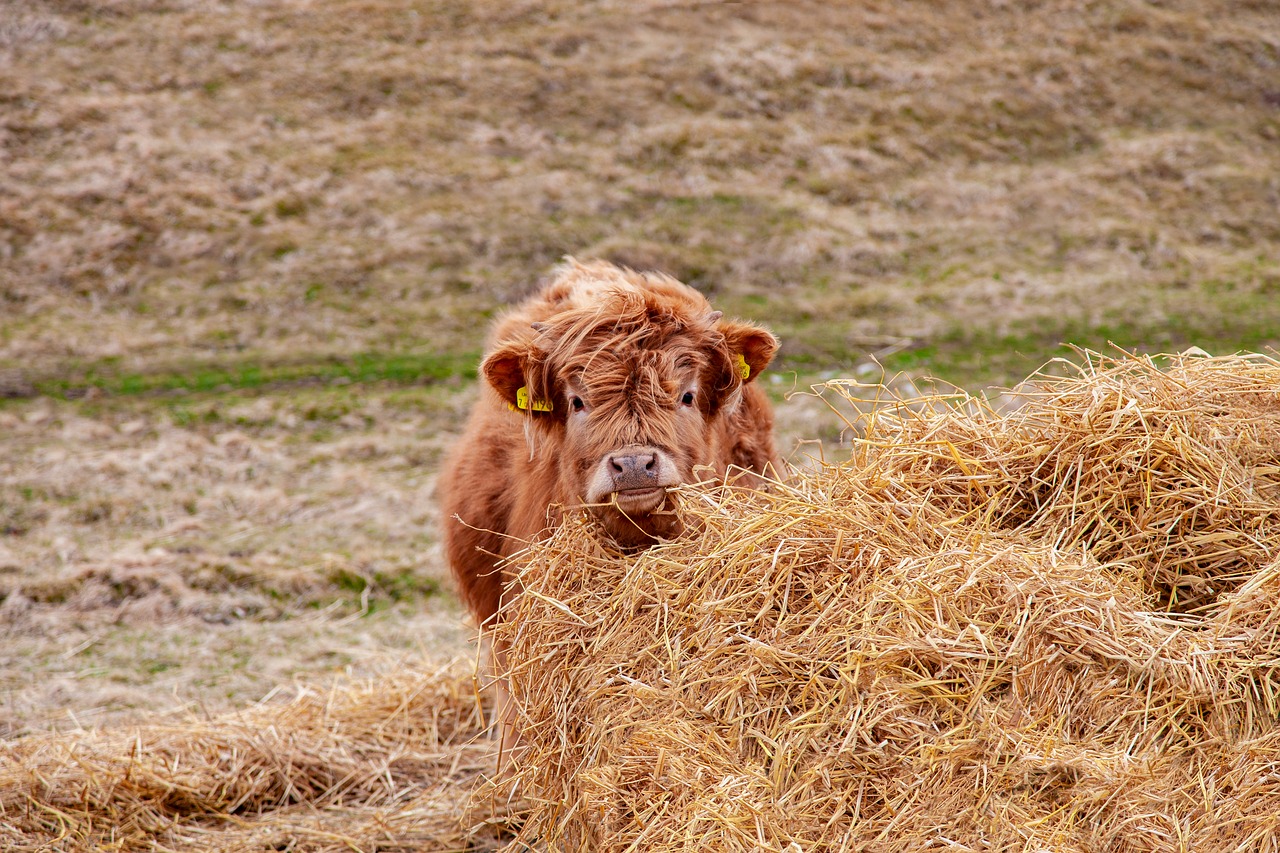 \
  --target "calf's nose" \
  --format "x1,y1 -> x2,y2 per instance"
609,451 -> 659,491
